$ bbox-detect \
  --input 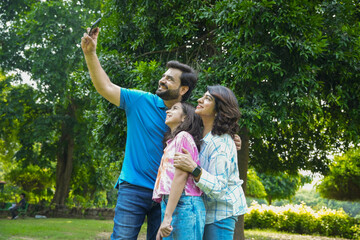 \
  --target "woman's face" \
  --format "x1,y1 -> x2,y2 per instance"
195,91 -> 216,118
165,102 -> 185,131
